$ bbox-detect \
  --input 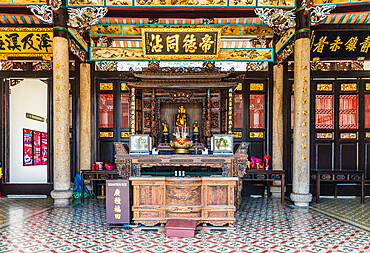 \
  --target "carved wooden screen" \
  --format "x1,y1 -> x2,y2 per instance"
365,94 -> 370,129
339,95 -> 358,129
121,94 -> 129,129
99,94 -> 114,128
249,94 -> 264,129
315,95 -> 333,129
234,94 -> 243,129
